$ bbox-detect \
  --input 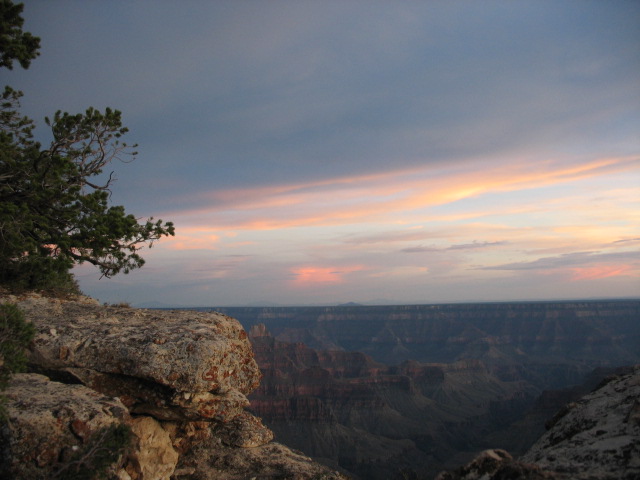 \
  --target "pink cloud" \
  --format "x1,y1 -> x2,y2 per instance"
569,264 -> 635,281
160,227 -> 220,251
289,265 -> 365,286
